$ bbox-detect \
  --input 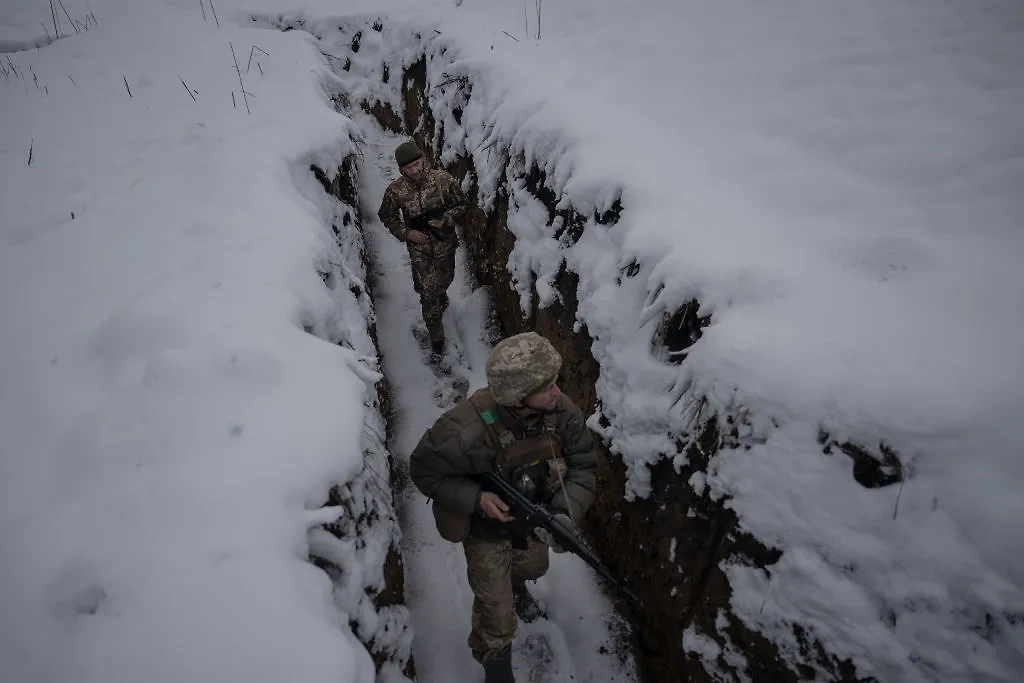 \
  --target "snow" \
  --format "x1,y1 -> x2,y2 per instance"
3,0 -> 1023,681
1,2 -> 391,682
683,624 -> 722,661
